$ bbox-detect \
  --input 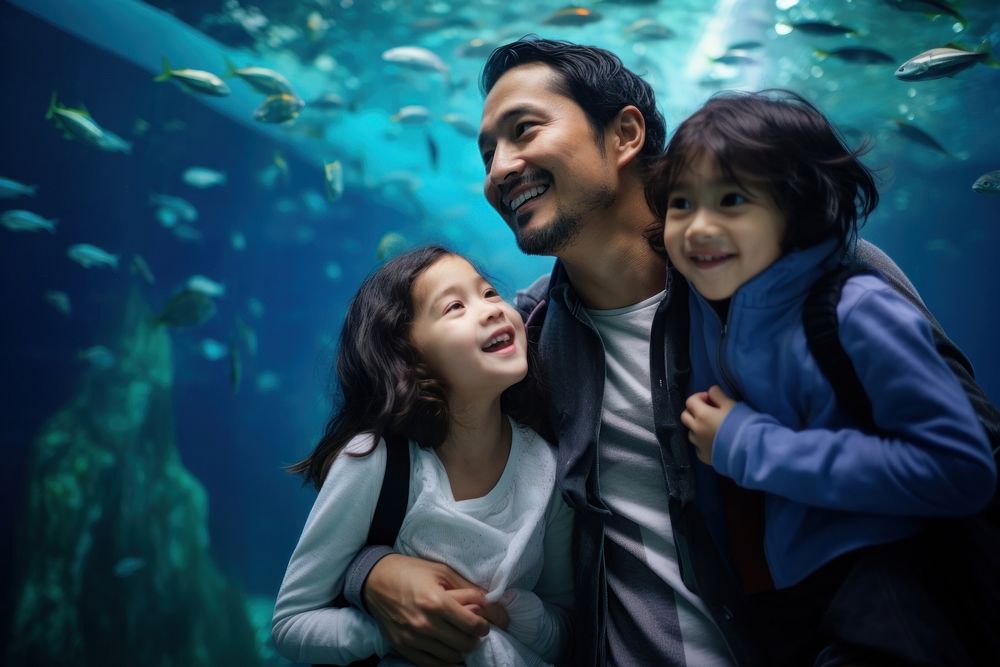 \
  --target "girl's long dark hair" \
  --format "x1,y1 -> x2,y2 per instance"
289,245 -> 548,489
